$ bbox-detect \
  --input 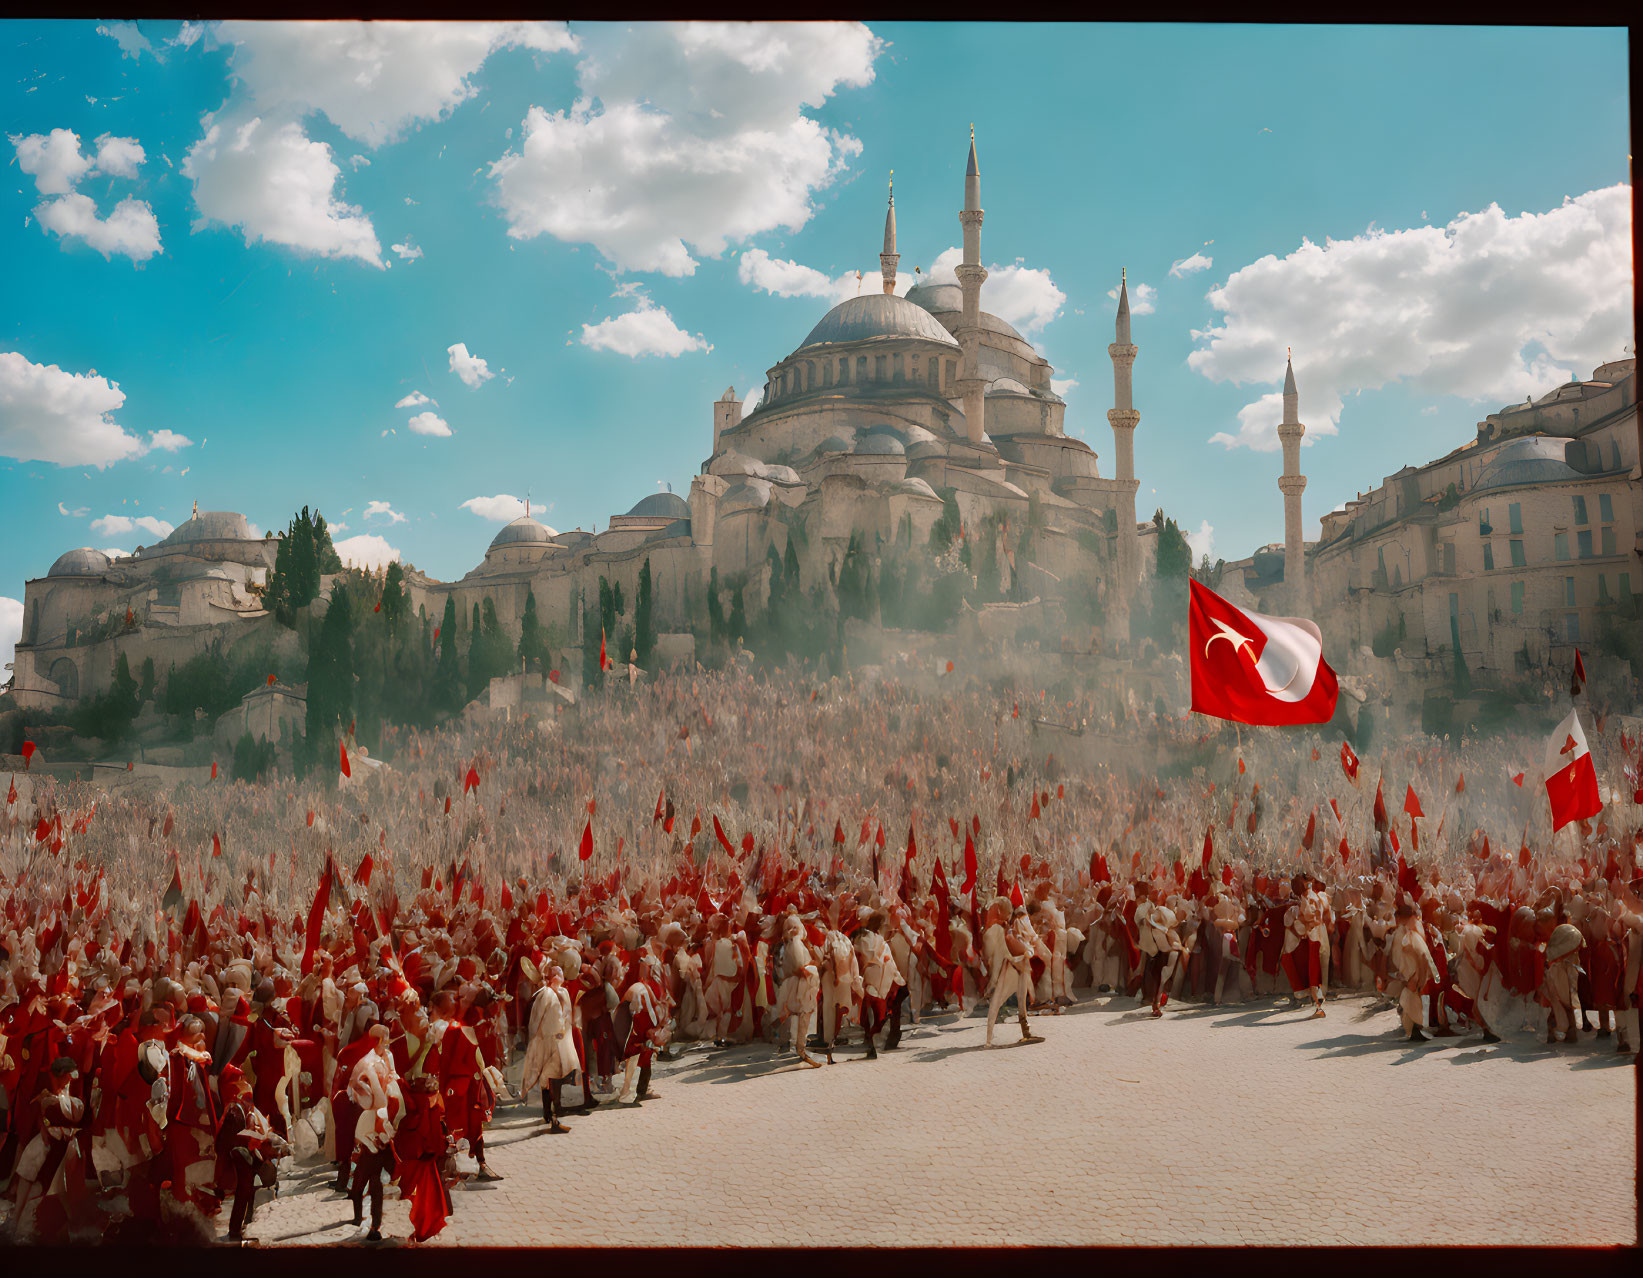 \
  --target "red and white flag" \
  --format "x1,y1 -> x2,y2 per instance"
1189,579 -> 1338,726
1544,708 -> 1601,832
